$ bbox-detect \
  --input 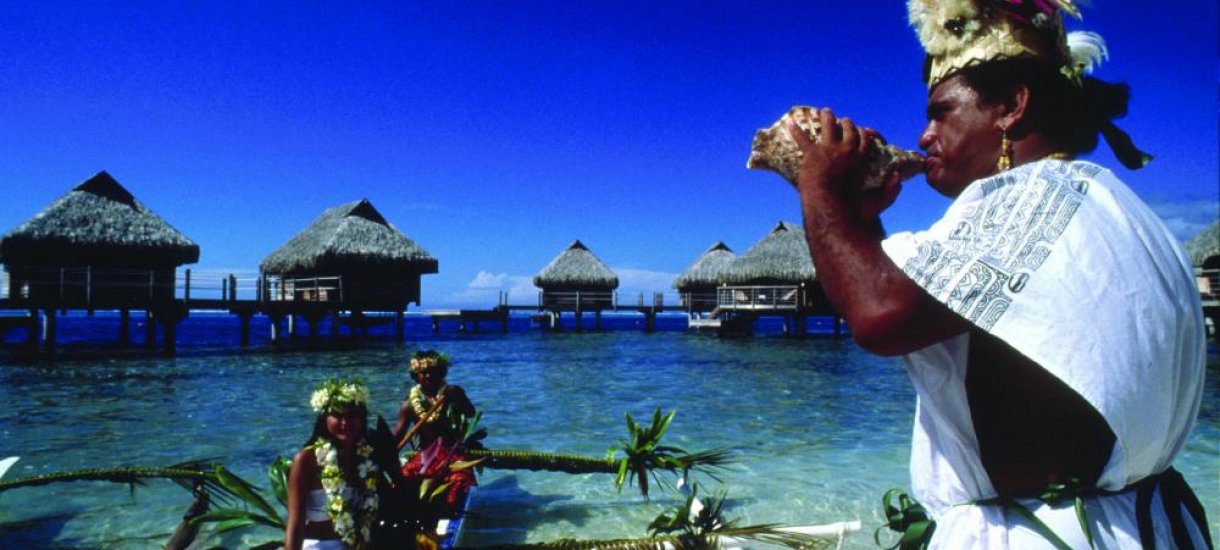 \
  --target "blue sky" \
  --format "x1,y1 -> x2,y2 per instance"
0,1 -> 1215,309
